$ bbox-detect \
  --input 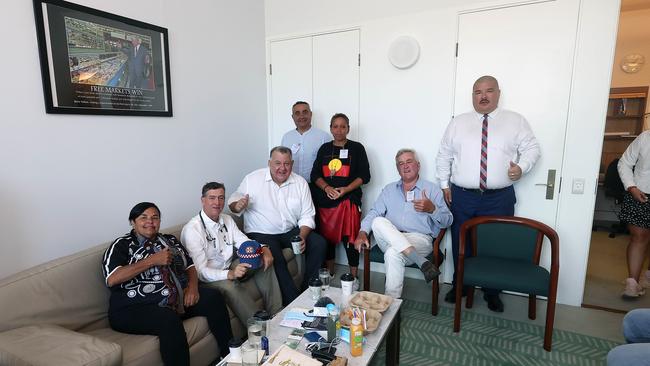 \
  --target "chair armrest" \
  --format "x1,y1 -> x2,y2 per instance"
0,325 -> 121,366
